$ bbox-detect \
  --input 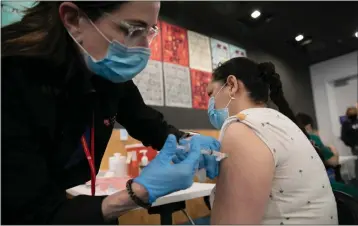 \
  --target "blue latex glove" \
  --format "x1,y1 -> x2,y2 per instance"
133,134 -> 201,204
173,135 -> 221,179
